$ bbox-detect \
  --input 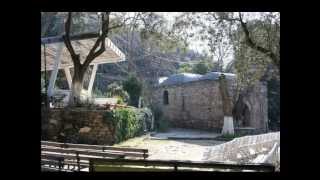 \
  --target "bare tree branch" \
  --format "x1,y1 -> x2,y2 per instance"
213,12 -> 279,70
83,12 -> 144,71
211,12 -> 240,22
108,24 -> 125,30
108,15 -> 141,30
238,12 -> 280,70
83,12 -> 111,69
63,12 -> 81,67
